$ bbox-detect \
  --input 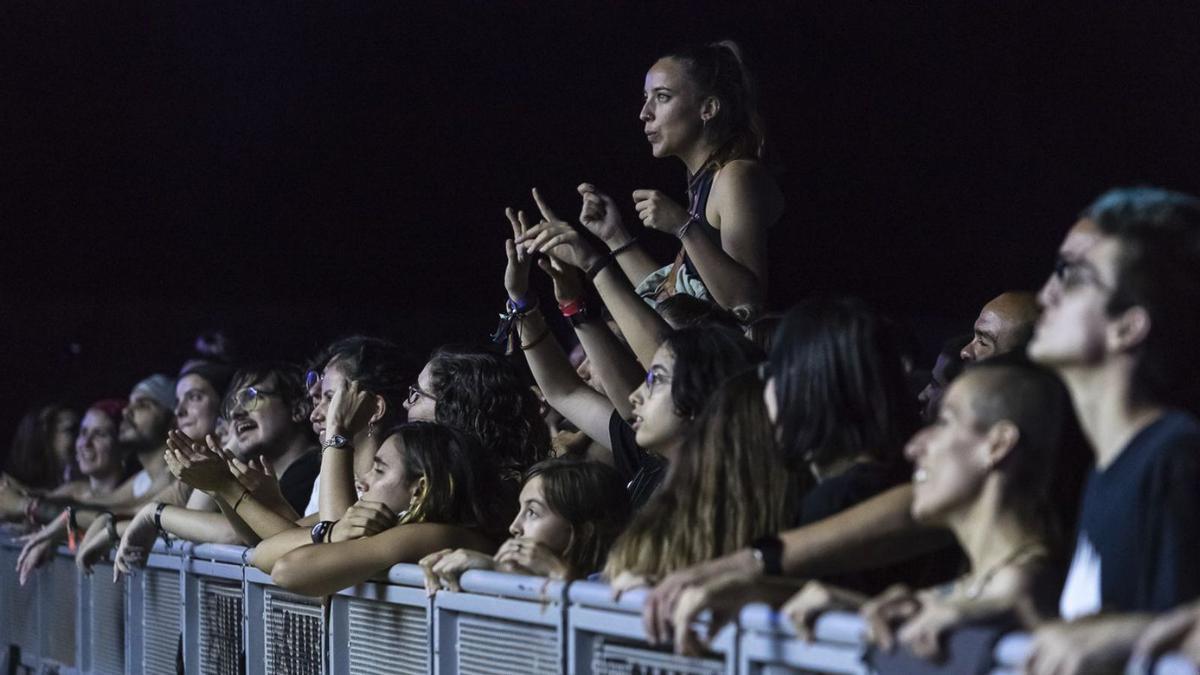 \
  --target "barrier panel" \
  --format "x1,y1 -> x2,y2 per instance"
568,581 -> 736,675
738,603 -> 868,675
126,539 -> 189,675
4,532 -> 1199,675
433,570 -> 566,675
329,566 -> 429,675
